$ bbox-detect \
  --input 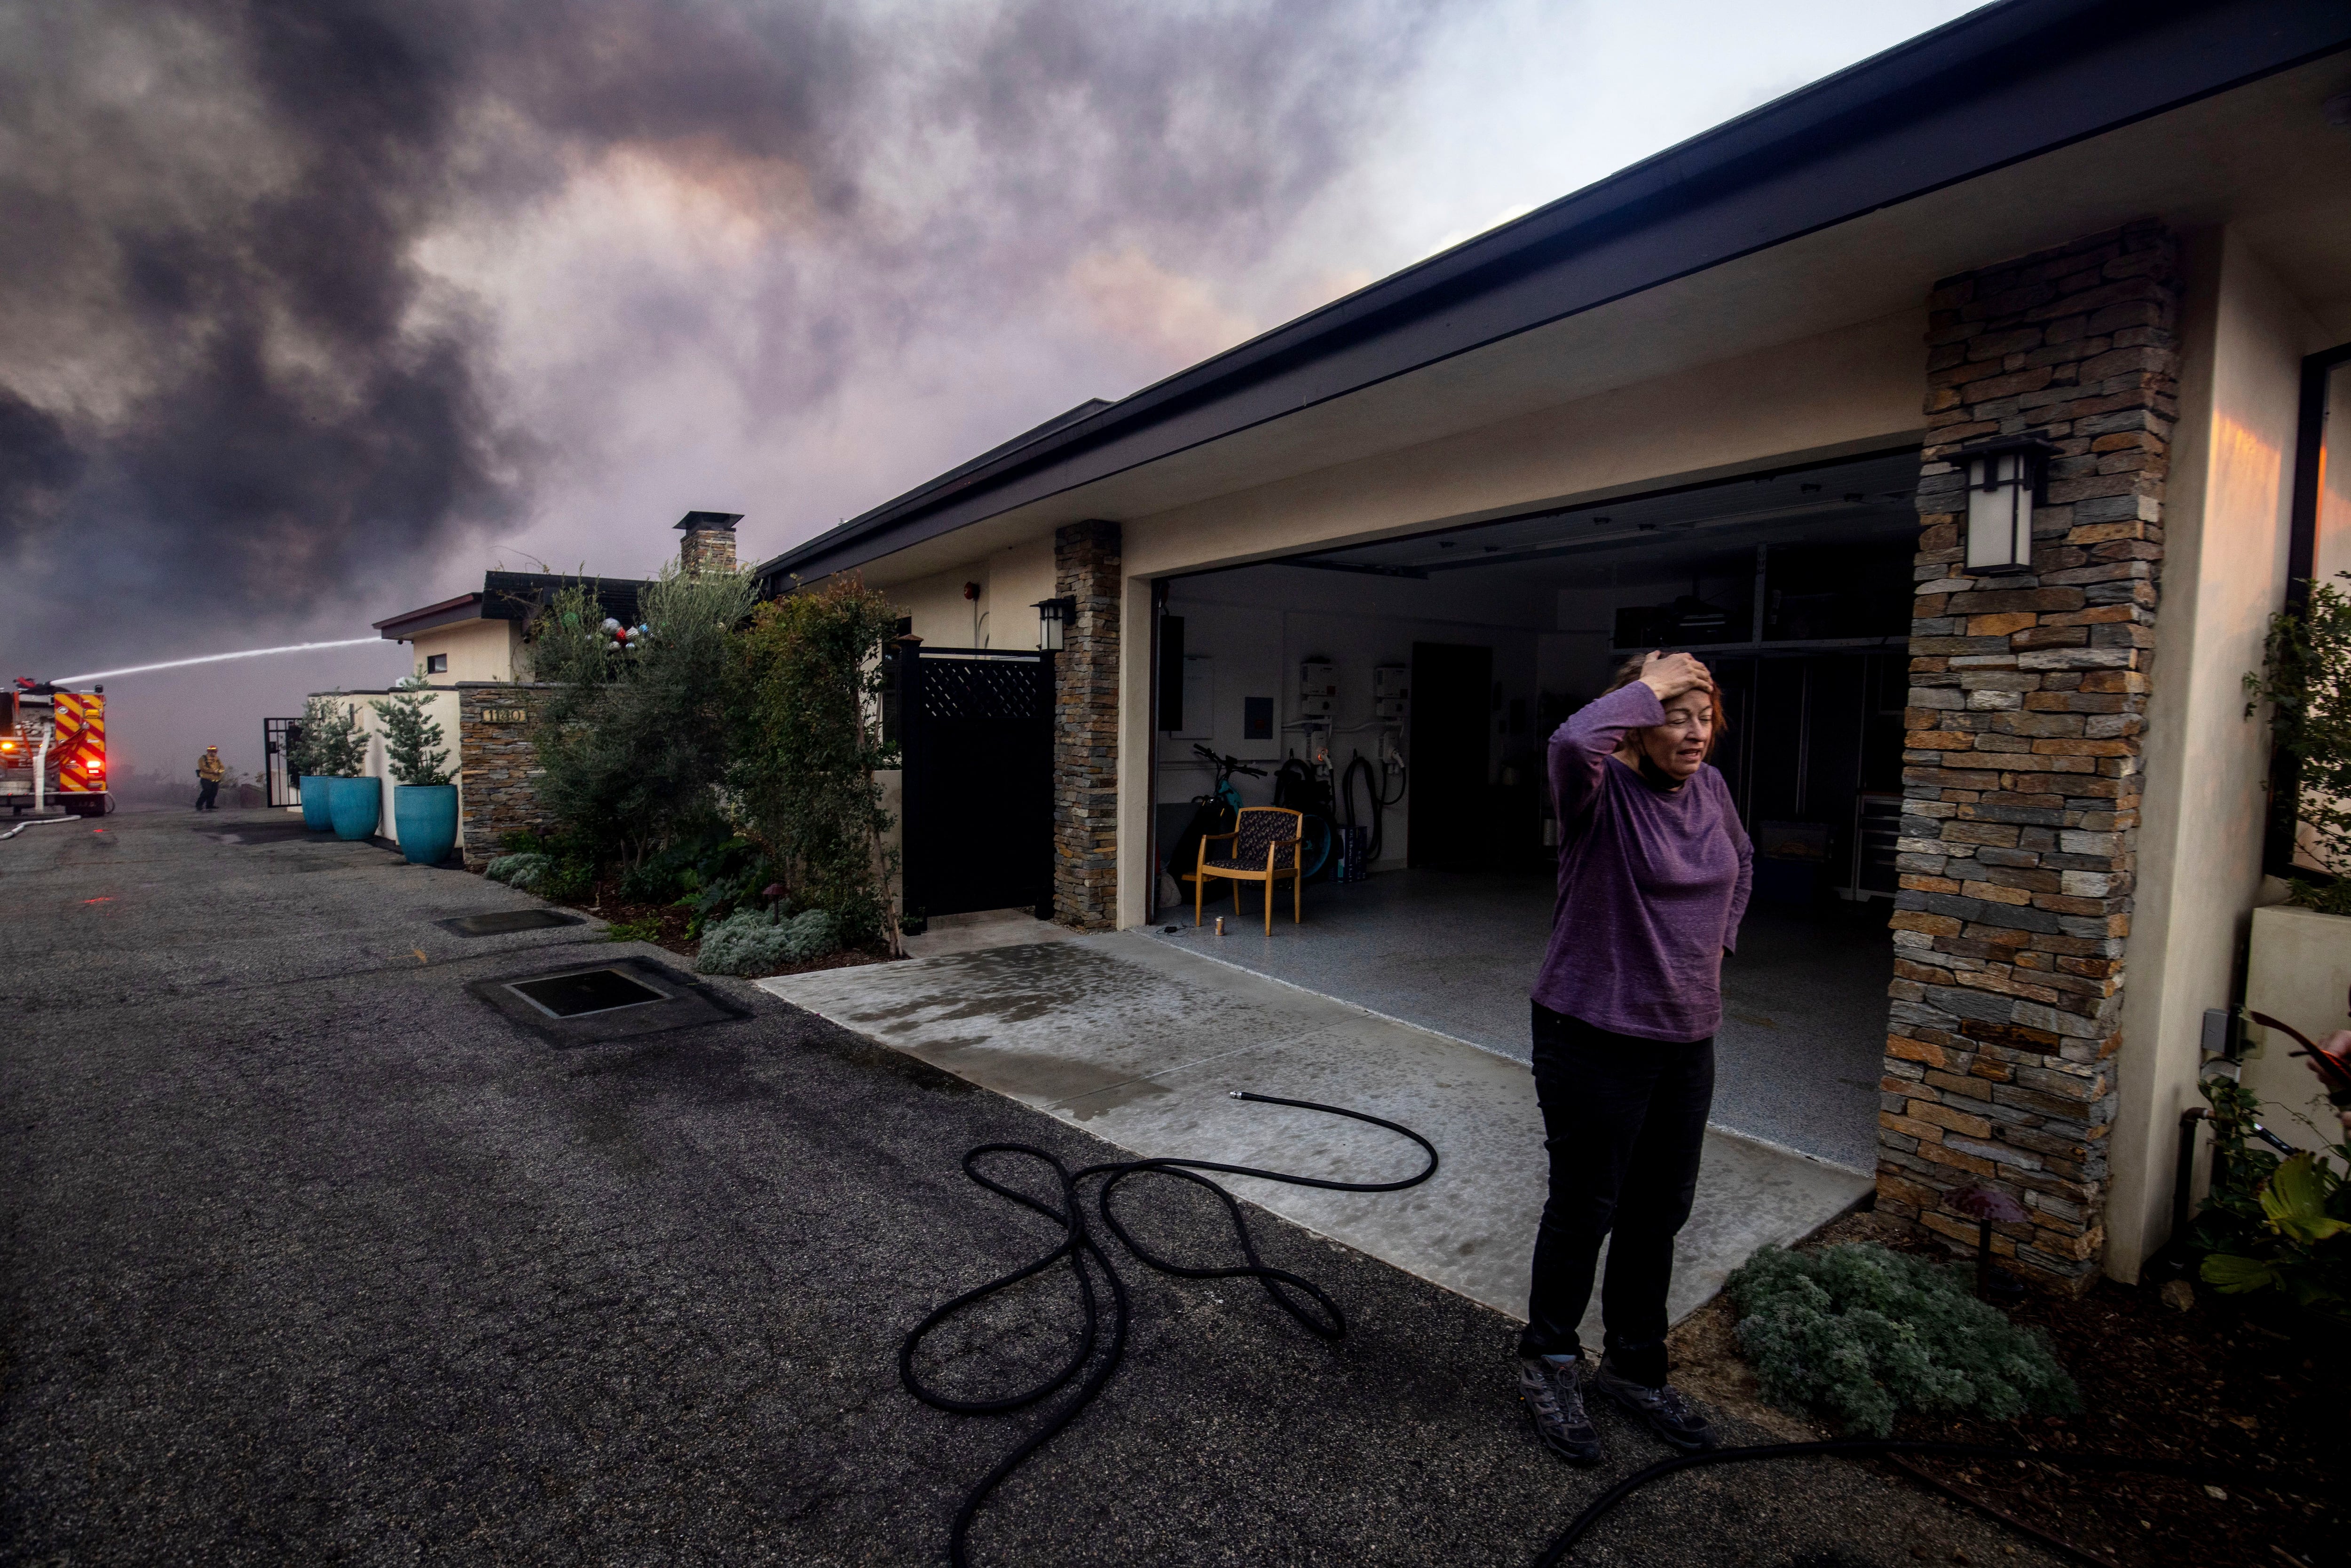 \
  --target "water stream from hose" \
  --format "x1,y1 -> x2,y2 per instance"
49,638 -> 385,685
